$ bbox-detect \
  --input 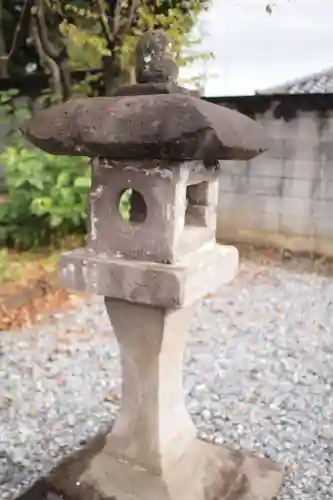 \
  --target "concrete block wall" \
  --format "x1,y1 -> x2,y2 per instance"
214,95 -> 333,255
